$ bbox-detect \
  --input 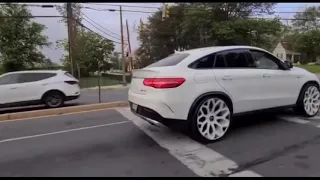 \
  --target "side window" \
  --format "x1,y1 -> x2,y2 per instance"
0,74 -> 21,85
19,73 -> 56,83
224,50 -> 249,68
244,51 -> 256,67
189,54 -> 215,69
250,50 -> 280,70
214,54 -> 226,68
